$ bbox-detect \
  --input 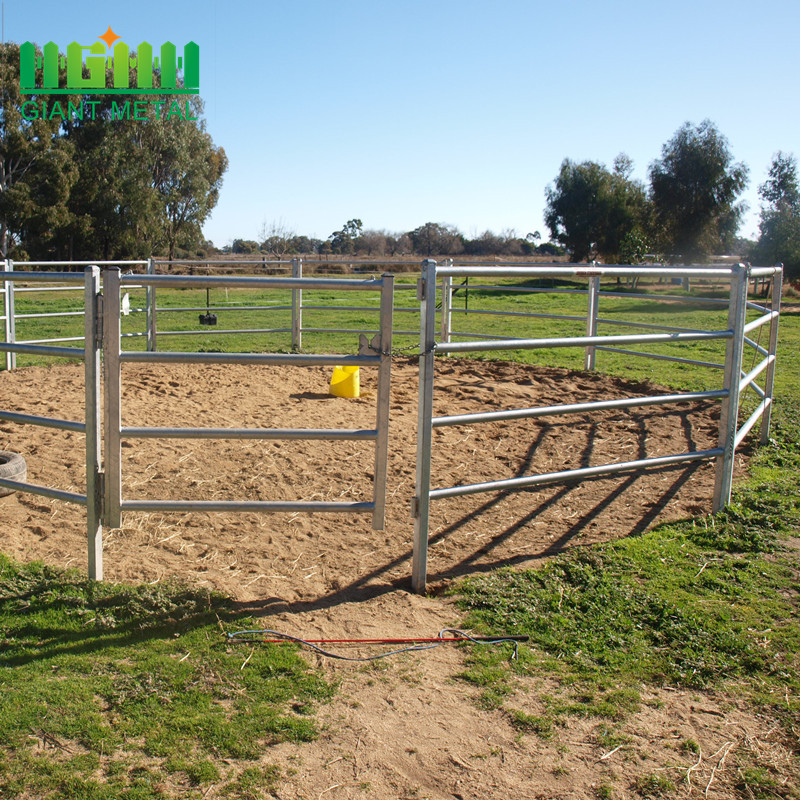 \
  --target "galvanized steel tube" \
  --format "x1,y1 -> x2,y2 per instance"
432,389 -> 729,428
437,329 -> 733,353
119,351 -> 379,367
0,409 -> 85,433
121,499 -> 375,514
428,449 -> 723,501
121,426 -> 378,440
